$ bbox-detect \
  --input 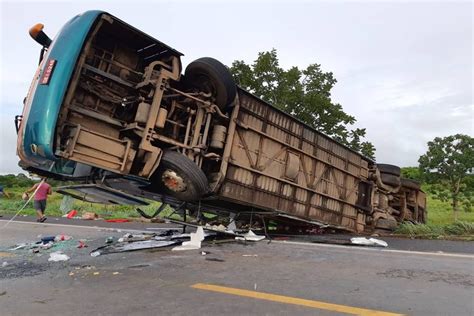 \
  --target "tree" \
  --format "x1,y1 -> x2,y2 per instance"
229,49 -> 375,159
418,134 -> 474,220
401,167 -> 423,182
